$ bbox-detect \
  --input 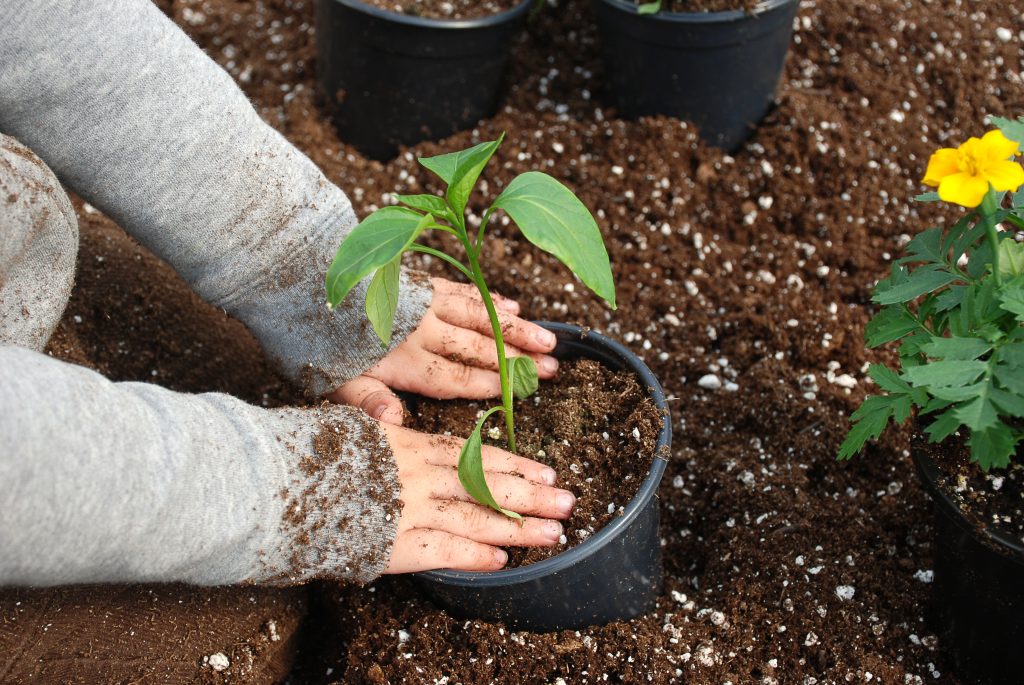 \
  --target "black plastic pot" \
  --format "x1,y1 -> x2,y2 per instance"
315,0 -> 531,161
415,322 -> 671,632
591,0 -> 799,151
913,449 -> 1024,685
